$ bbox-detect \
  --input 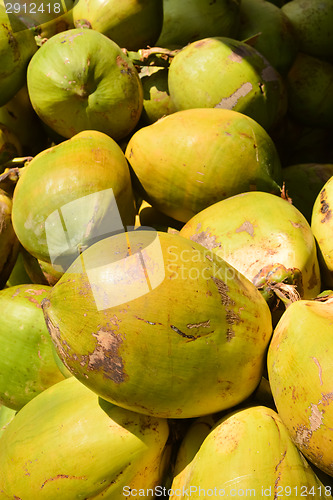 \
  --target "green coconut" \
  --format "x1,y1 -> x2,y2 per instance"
125,108 -> 282,223
170,405 -> 326,497
0,284 -> 67,410
72,0 -> 163,51
169,414 -> 219,478
282,163 -> 333,223
0,188 -> 20,288
139,66 -> 176,125
282,0 -> 333,61
238,0 -> 298,75
311,177 -> 333,288
267,296 -> 333,477
167,37 -> 287,131
6,250 -> 33,287
270,115 -> 333,167
264,0 -> 289,8
42,230 -> 273,419
18,246 -> 67,286
0,4 -> 38,106
19,247 -> 52,286
0,122 -> 21,168
0,85 -> 48,157
156,0 -> 241,49
27,28 -> 143,140
12,130 -> 136,271
0,404 -> 16,440
0,376 -> 170,499
180,191 -> 321,303
286,52 -> 333,129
